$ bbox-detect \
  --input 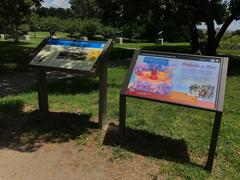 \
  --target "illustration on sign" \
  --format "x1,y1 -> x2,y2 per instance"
126,55 -> 221,110
30,39 -> 106,71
